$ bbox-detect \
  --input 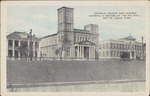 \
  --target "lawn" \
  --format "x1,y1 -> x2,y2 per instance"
7,60 -> 145,84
